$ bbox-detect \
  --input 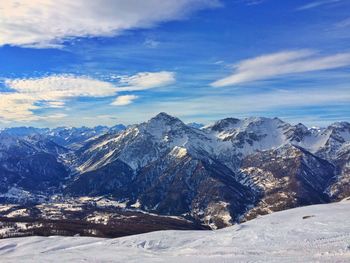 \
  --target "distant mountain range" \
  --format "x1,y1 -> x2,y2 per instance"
0,113 -> 349,229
